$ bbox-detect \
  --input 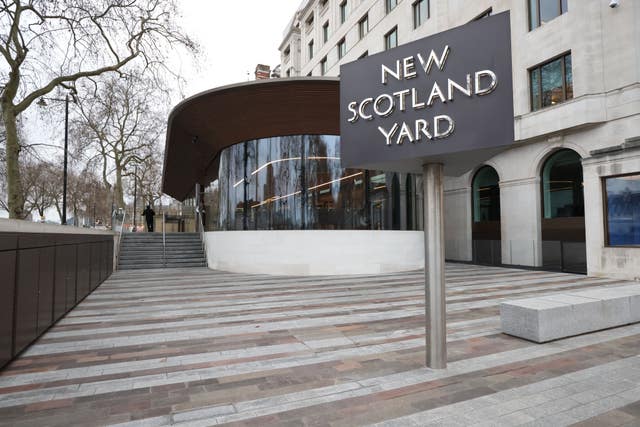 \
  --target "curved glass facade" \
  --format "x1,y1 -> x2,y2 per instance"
203,135 -> 423,231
